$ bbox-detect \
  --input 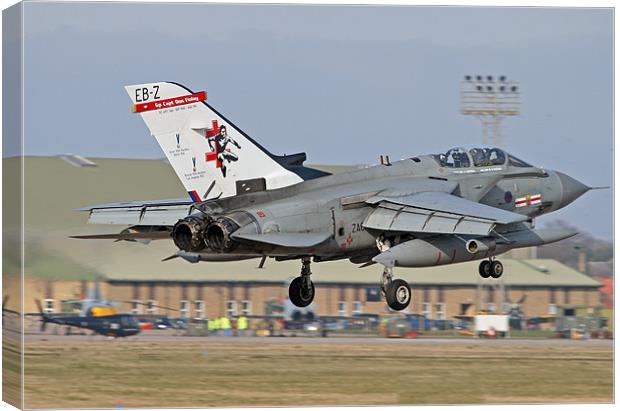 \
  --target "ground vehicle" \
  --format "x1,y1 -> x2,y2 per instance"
379,315 -> 414,338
